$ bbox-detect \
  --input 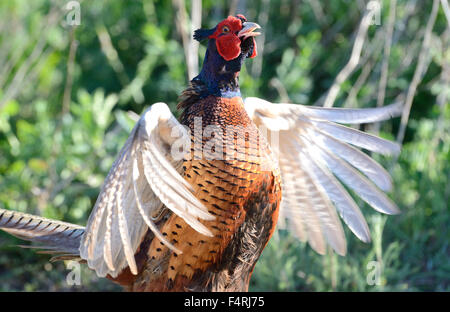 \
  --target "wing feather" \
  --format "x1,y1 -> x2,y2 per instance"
116,164 -> 138,275
303,128 -> 393,191
306,146 -> 371,242
140,144 -> 213,236
279,147 -> 326,254
307,119 -> 400,155
80,102 -> 214,278
244,97 -> 400,253
103,190 -> 115,271
132,155 -> 181,254
278,133 -> 347,255
245,97 -> 402,124
301,134 -> 399,214
302,169 -> 346,255
288,131 -> 371,243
